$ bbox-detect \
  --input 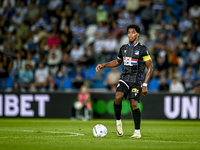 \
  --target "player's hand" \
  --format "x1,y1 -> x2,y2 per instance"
142,86 -> 148,96
96,64 -> 105,72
